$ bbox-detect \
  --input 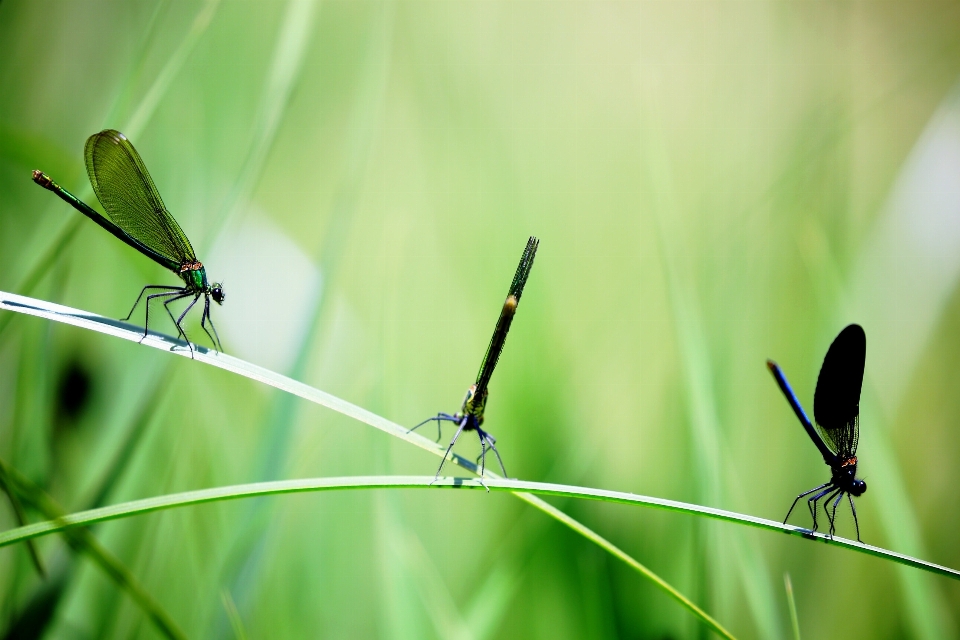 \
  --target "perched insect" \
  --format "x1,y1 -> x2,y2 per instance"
767,324 -> 867,540
411,236 -> 538,483
33,130 -> 224,357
